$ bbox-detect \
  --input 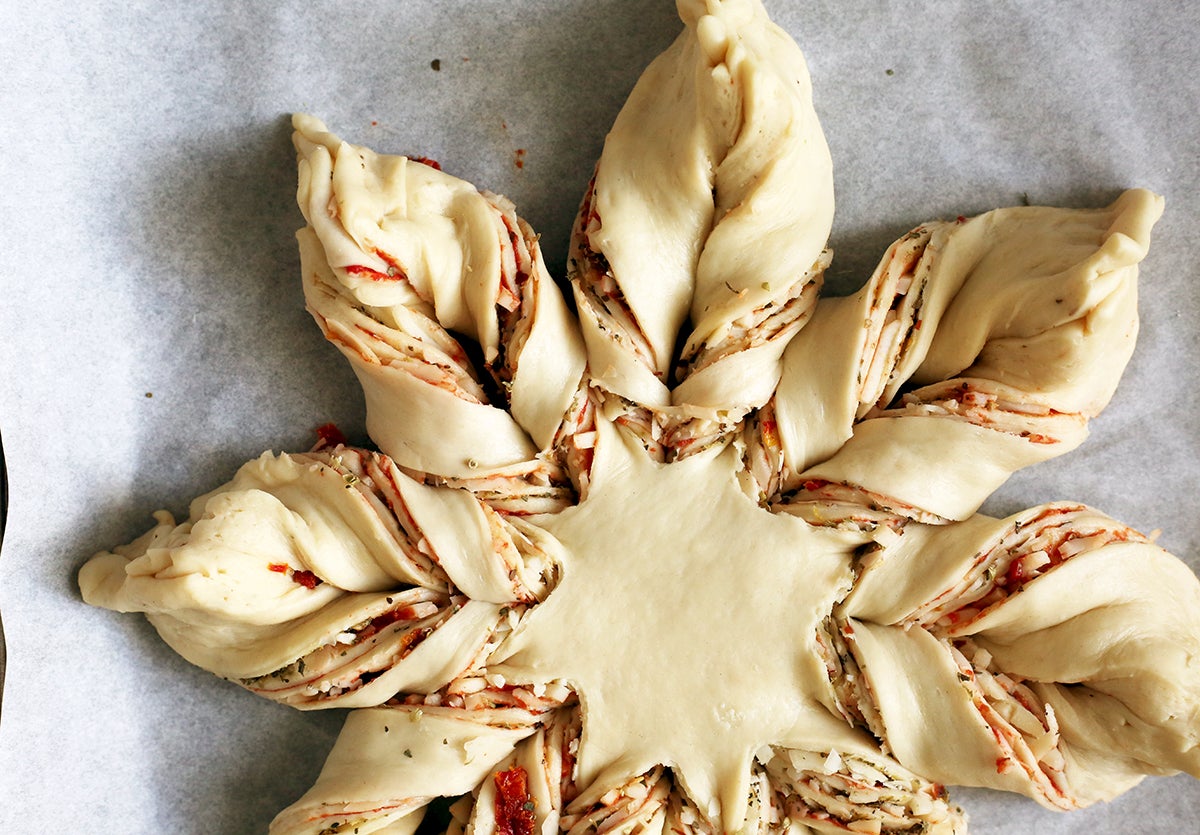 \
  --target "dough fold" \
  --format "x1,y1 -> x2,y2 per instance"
567,0 -> 834,451
270,699 -> 565,835
772,189 -> 1162,520
829,503 -> 1200,808
295,114 -> 589,484
79,446 -> 557,707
